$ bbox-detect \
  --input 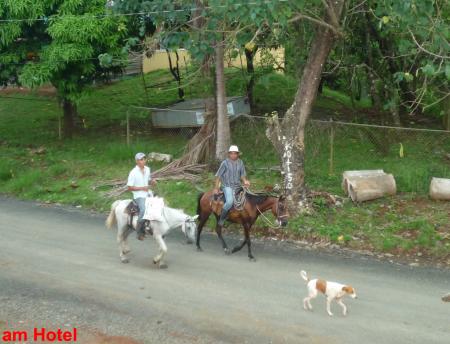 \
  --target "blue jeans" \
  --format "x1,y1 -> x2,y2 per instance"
219,186 -> 234,225
134,197 -> 146,224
